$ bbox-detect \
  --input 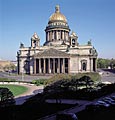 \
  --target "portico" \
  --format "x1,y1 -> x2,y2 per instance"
34,58 -> 70,74
33,48 -> 70,74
